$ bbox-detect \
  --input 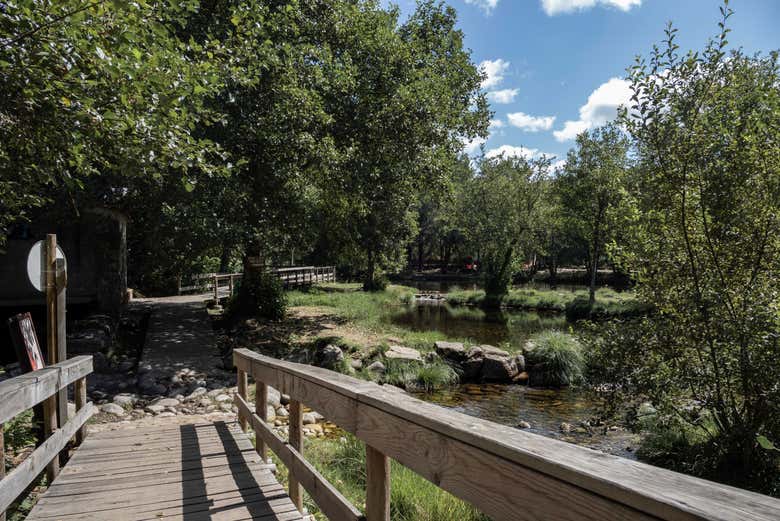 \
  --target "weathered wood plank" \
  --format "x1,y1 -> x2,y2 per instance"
74,377 -> 87,445
365,444 -> 390,521
287,399 -> 303,511
0,356 -> 93,425
0,403 -> 94,512
28,419 -> 302,521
